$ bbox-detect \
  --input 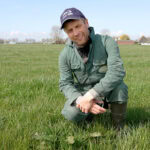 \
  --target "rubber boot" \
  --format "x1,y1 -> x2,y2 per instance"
110,103 -> 127,131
